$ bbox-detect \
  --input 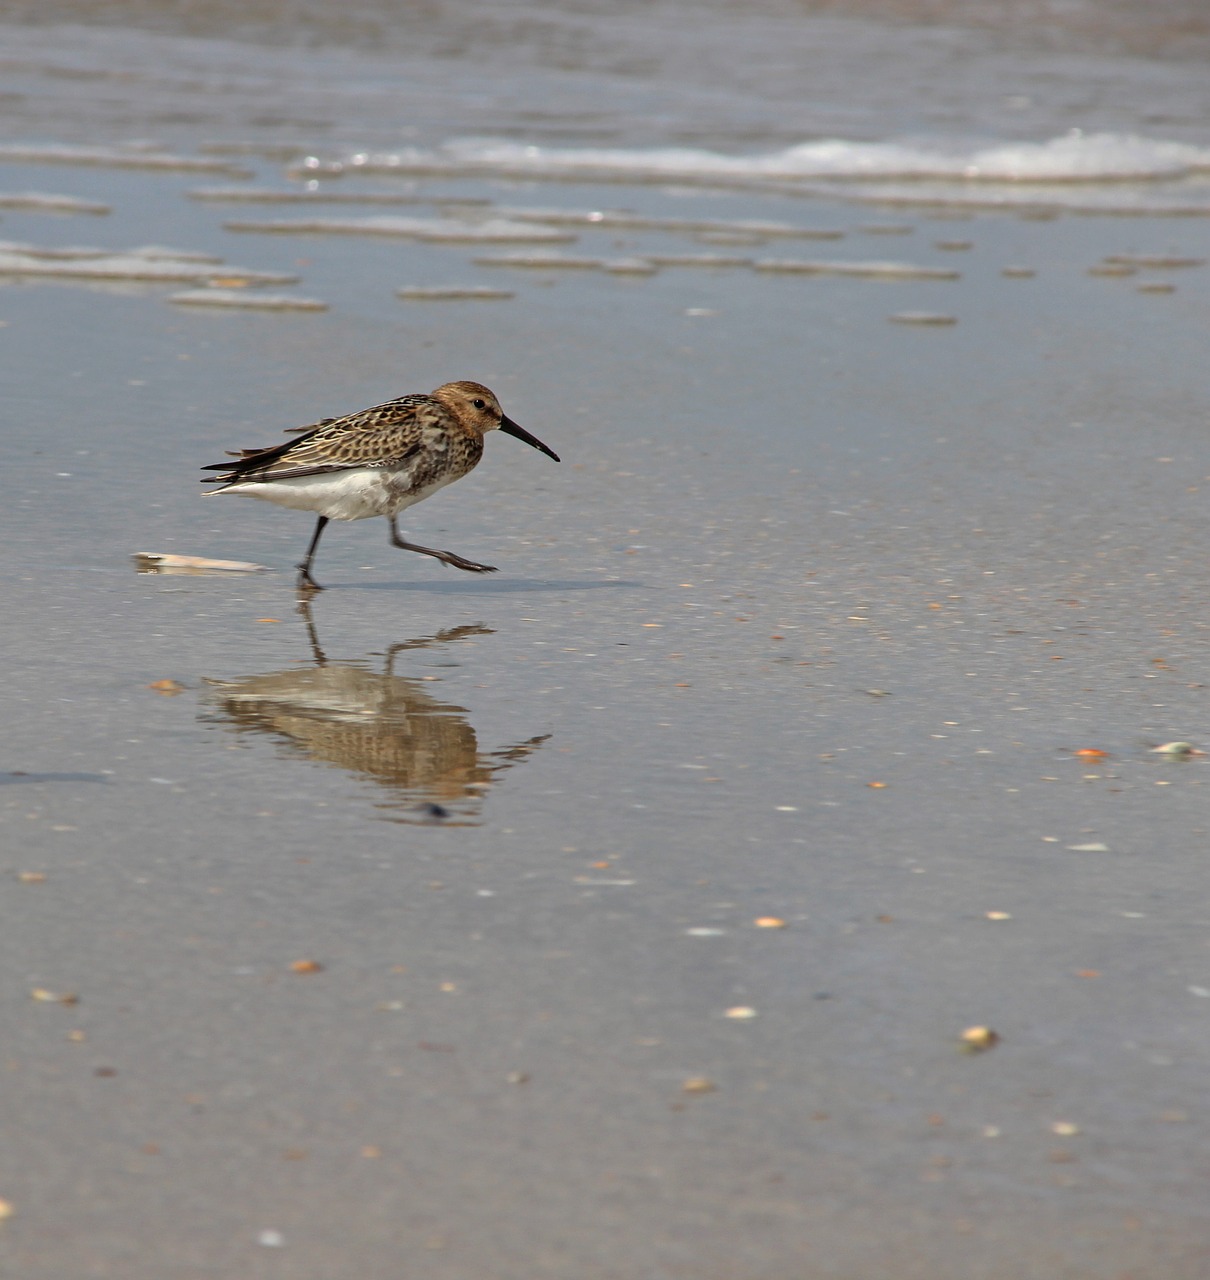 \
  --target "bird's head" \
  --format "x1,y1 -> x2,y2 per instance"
433,381 -> 560,461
